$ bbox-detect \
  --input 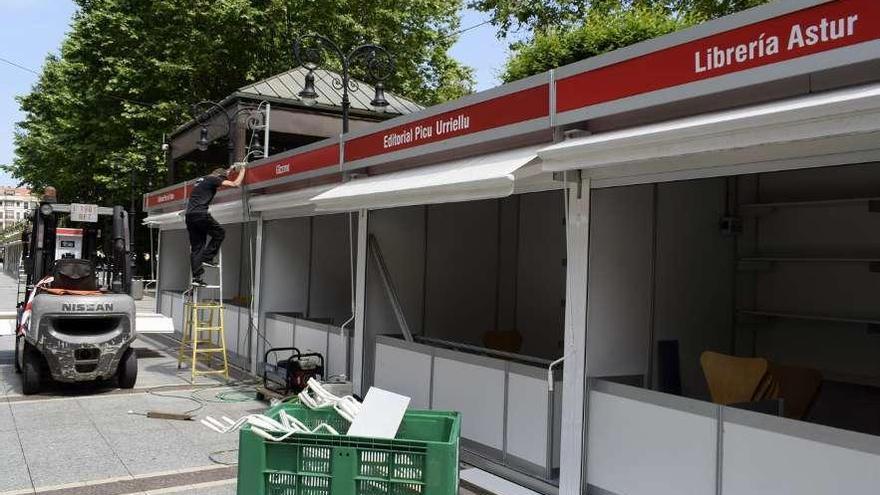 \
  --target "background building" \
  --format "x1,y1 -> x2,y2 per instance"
0,187 -> 37,230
